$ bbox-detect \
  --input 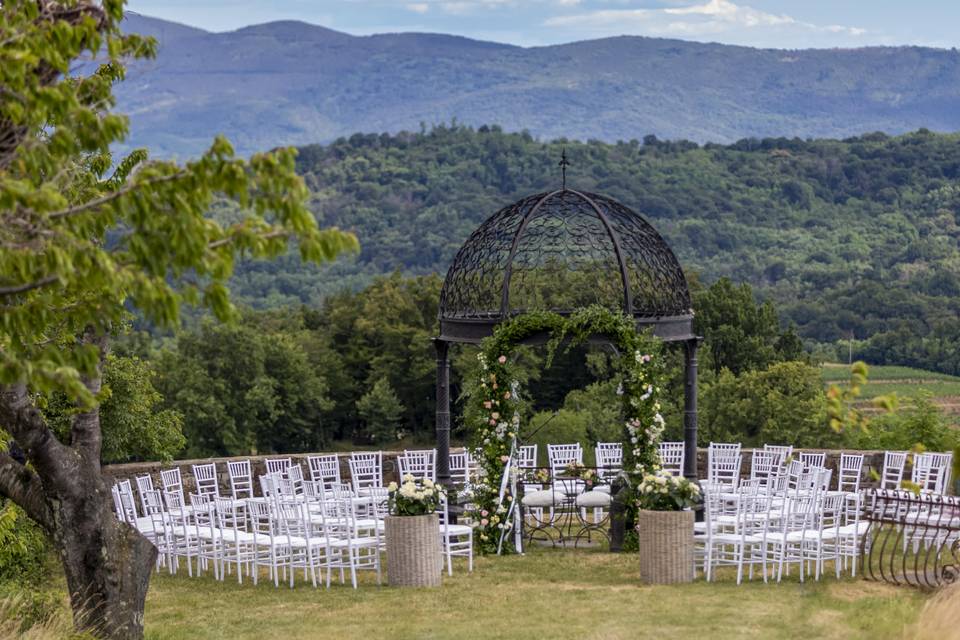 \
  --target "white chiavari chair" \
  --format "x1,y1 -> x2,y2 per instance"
163,489 -> 199,577
398,449 -> 436,482
246,498 -> 292,588
658,442 -> 685,477
160,468 -> 184,495
349,452 -> 383,496
307,454 -> 342,489
518,444 -> 538,471
880,451 -> 907,490
595,442 -> 623,480
188,493 -> 220,578
708,443 -> 742,492
135,474 -> 156,516
799,452 -> 826,470
191,463 -> 220,498
763,444 -> 793,466
324,487 -> 382,588
214,496 -> 255,584
749,449 -> 779,490
438,492 -> 473,576
449,451 -> 470,485
227,460 -> 253,502
265,457 -> 293,478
